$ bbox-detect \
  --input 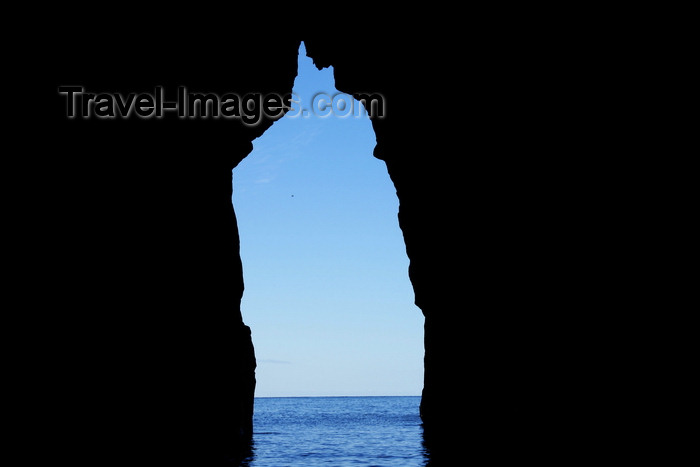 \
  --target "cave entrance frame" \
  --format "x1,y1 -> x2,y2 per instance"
233,44 -> 423,398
